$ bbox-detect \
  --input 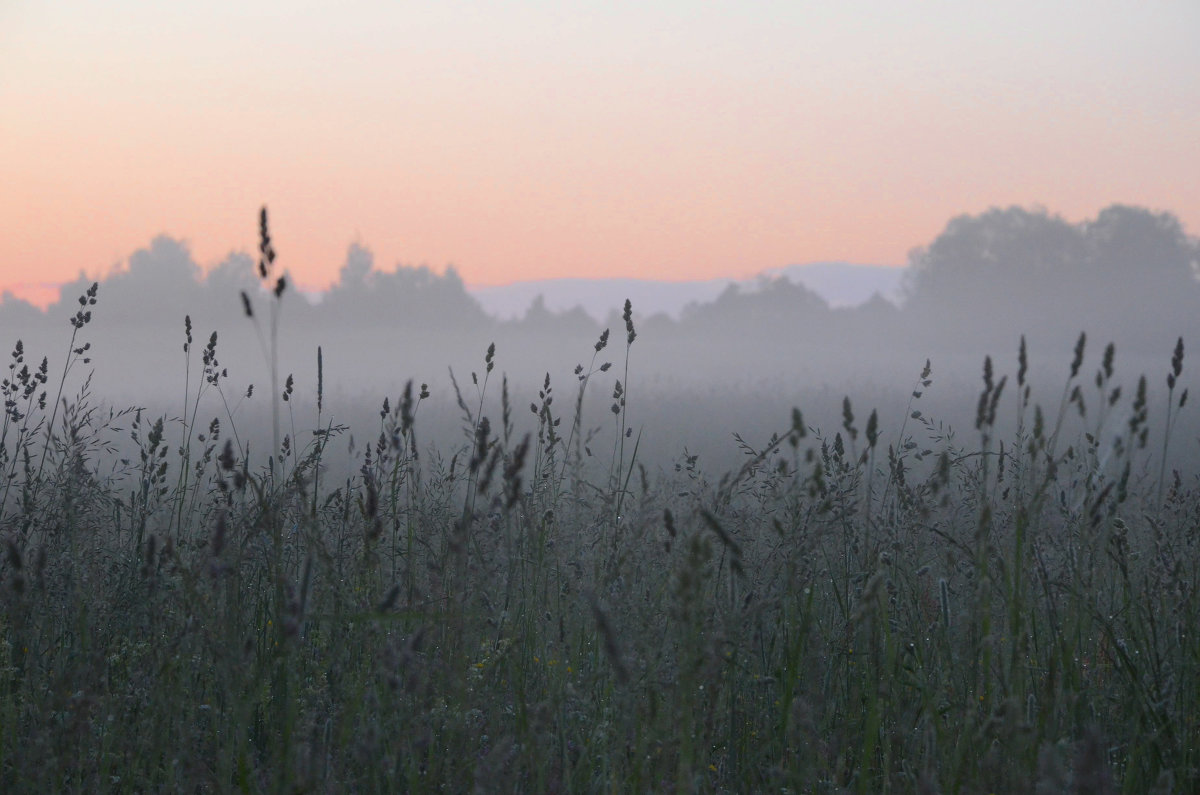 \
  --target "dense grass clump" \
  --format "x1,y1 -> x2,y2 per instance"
3,226 -> 1199,793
